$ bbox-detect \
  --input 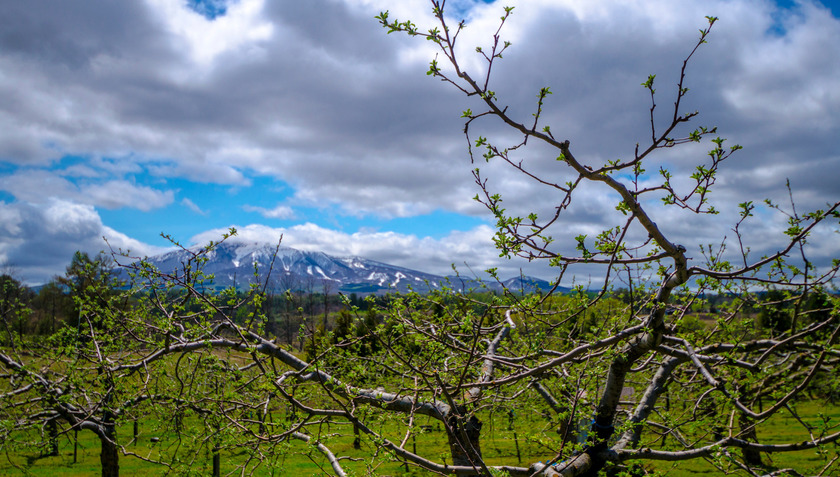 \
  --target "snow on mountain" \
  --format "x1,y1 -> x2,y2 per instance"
121,240 -> 560,295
